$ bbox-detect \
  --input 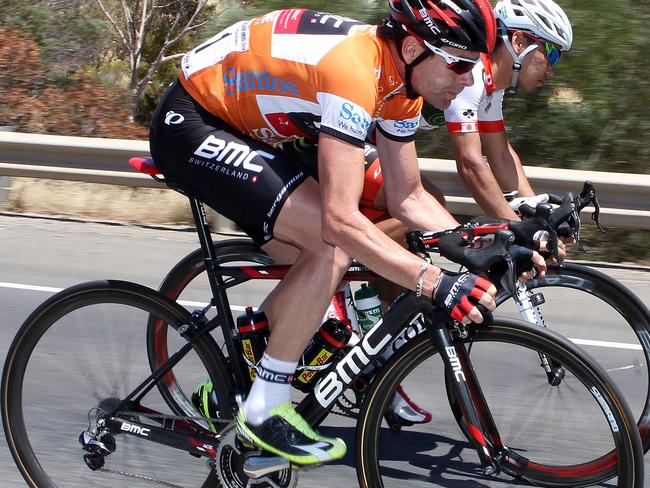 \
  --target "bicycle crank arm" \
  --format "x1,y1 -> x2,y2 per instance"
103,416 -> 219,459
